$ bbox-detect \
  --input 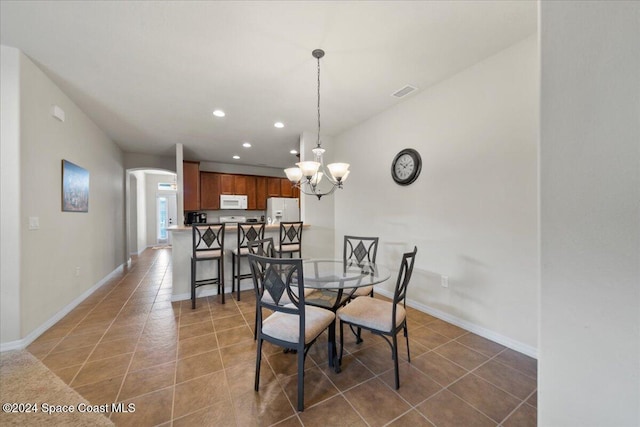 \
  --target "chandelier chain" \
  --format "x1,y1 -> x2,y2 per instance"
317,54 -> 321,148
